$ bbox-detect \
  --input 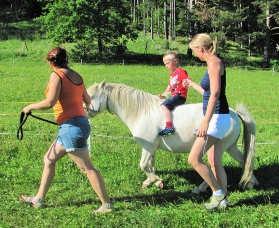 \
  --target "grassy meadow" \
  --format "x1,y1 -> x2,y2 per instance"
1,39 -> 279,227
